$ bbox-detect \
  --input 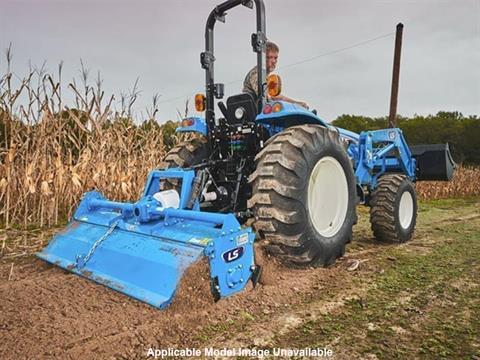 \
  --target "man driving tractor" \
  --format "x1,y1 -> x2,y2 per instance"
243,41 -> 309,109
